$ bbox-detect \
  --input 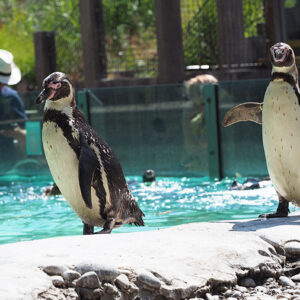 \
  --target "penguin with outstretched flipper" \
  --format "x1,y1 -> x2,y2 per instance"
223,43 -> 300,218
